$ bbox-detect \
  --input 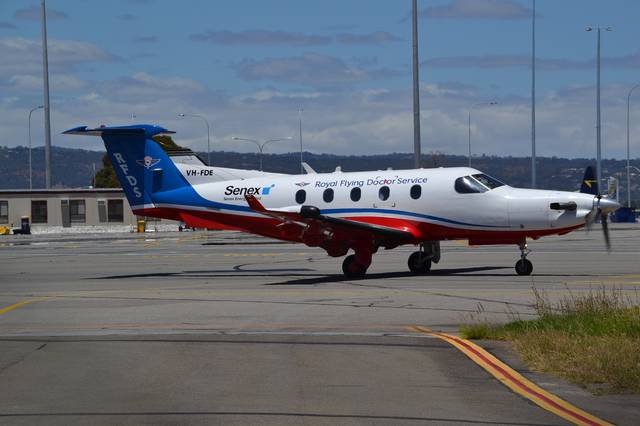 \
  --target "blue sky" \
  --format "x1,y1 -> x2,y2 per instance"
1,0 -> 640,160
